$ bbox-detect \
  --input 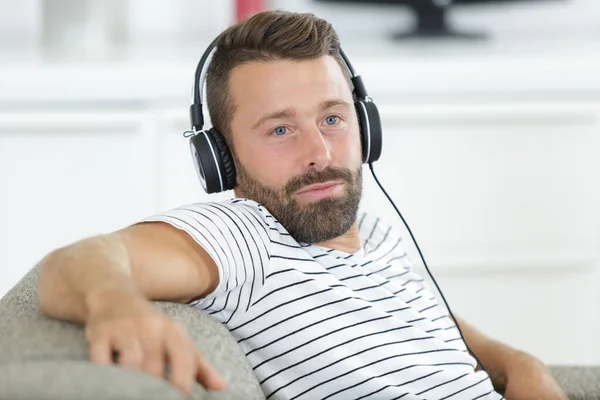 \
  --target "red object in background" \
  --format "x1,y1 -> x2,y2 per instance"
236,0 -> 265,22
